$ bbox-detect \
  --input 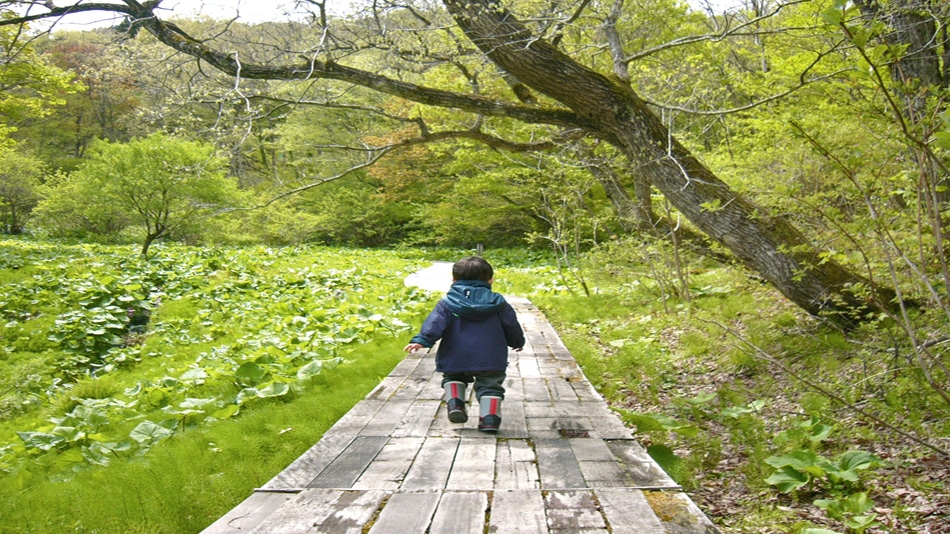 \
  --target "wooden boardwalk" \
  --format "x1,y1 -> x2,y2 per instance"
203,267 -> 719,533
